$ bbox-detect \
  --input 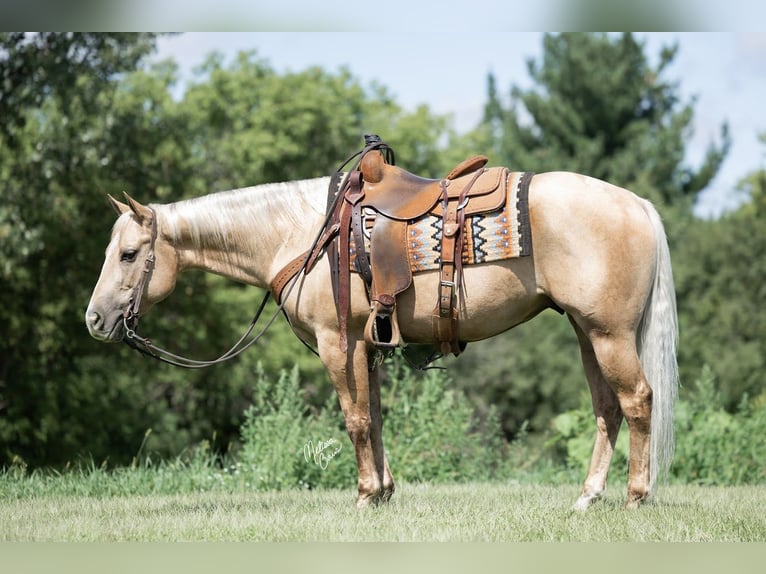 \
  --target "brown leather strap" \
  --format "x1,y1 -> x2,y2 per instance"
453,172 -> 477,311
270,219 -> 342,305
306,222 -> 339,271
432,168 -> 485,356
336,171 -> 364,352
270,251 -> 310,304
123,208 -> 158,331
337,206 -> 352,353
433,181 -> 460,356
351,202 -> 372,286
